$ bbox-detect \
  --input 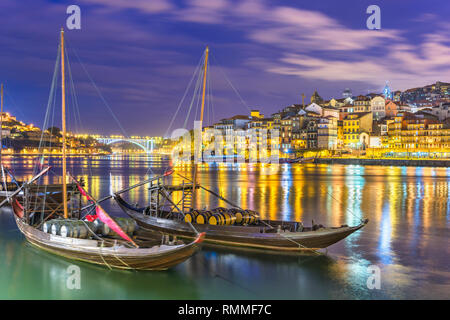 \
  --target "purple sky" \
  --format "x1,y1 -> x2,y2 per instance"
0,0 -> 449,136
